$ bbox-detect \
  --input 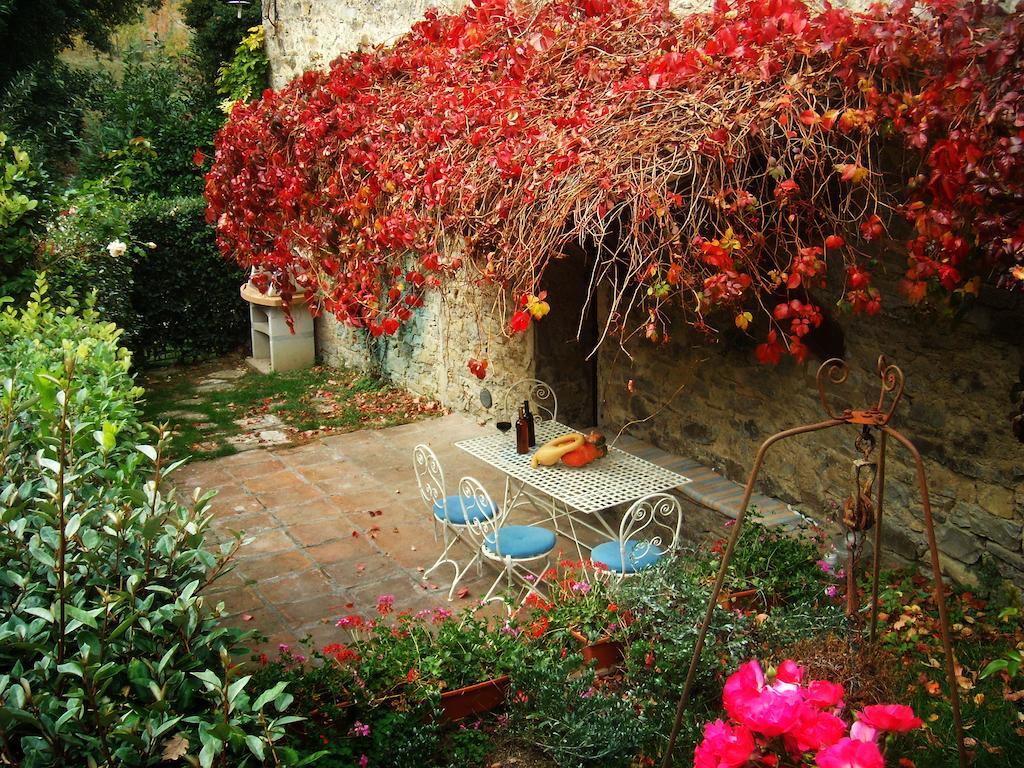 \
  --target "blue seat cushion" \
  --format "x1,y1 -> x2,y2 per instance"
433,495 -> 497,525
484,526 -> 556,559
591,539 -> 663,574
